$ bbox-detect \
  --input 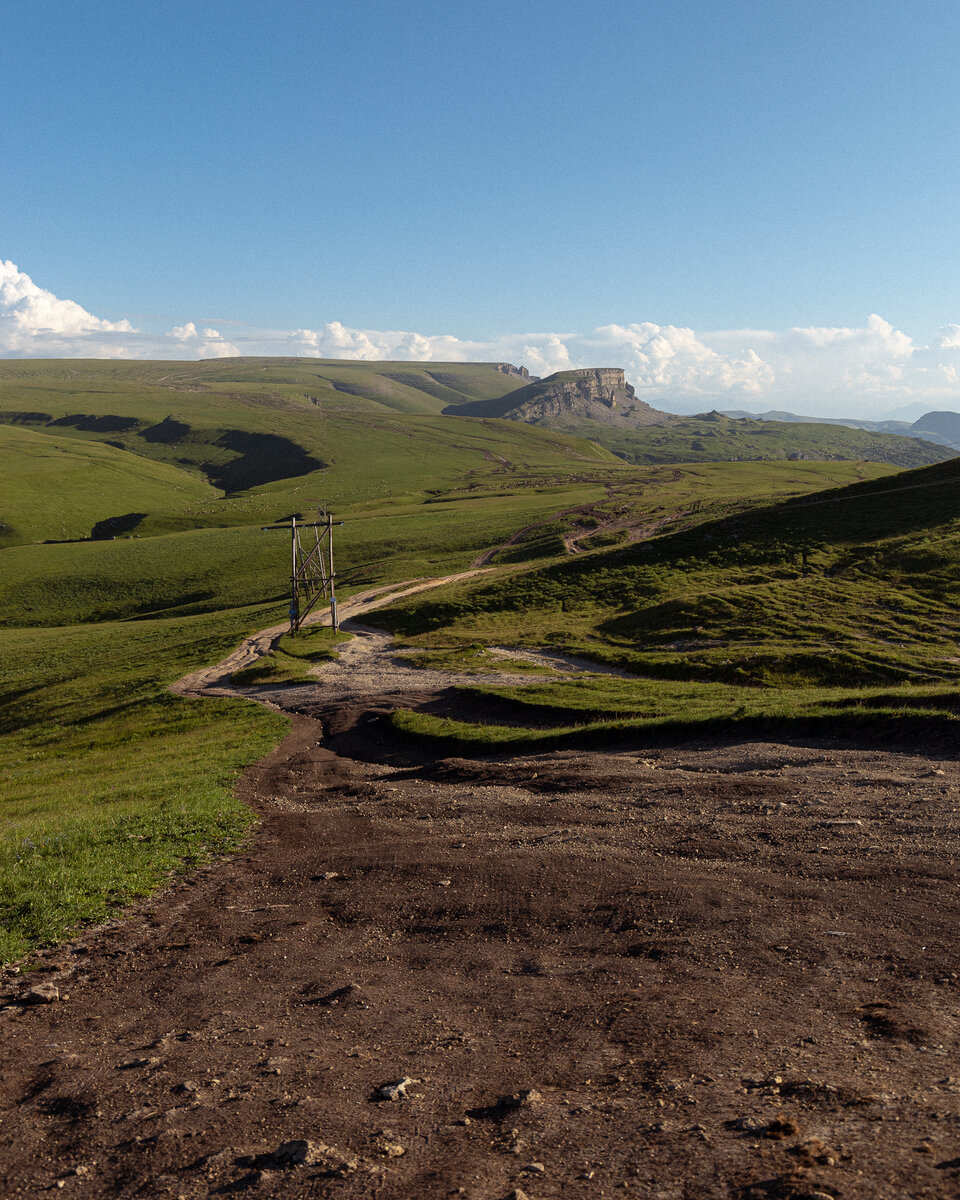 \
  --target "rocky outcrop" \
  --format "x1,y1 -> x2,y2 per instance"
493,362 -> 537,381
444,367 -> 674,429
